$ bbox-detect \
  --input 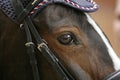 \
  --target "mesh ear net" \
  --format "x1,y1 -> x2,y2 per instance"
20,0 -> 33,7
0,0 -> 16,20
0,0 -> 34,20
0,0 -> 99,22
